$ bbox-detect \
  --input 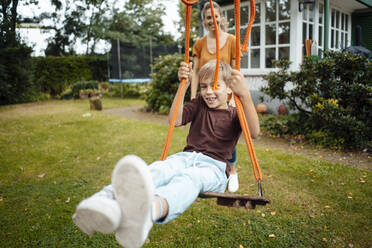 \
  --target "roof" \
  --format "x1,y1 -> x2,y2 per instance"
356,0 -> 372,8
